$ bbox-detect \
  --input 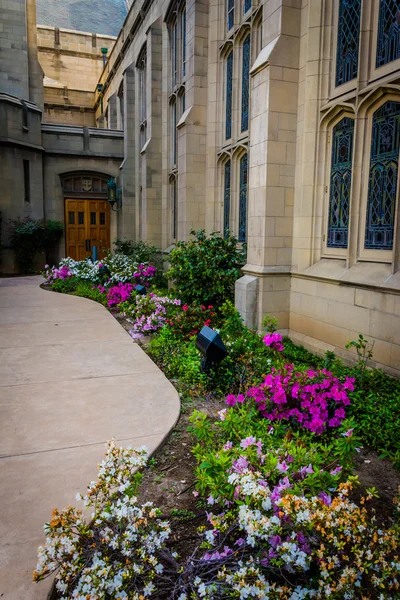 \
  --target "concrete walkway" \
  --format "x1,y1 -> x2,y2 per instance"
0,277 -> 180,599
